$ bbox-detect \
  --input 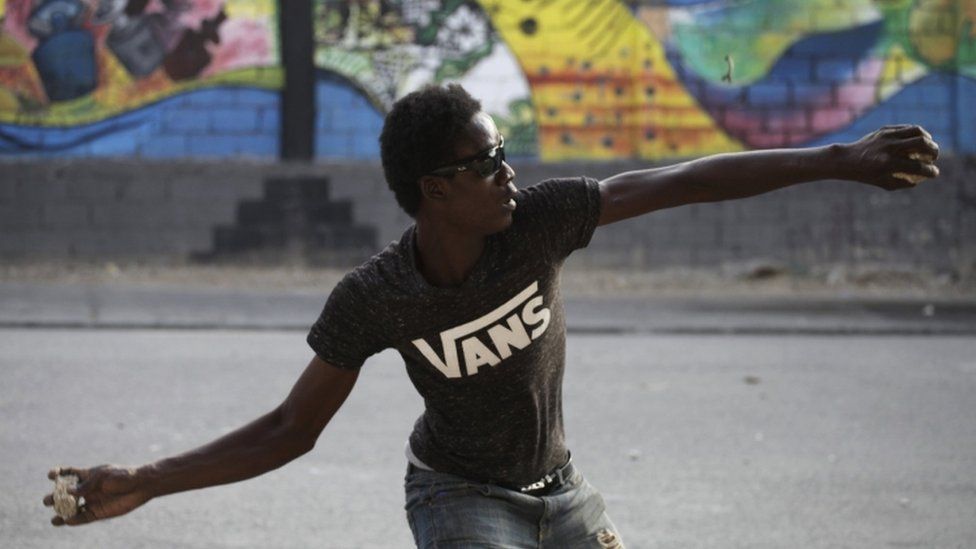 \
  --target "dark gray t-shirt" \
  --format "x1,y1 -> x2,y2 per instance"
307,177 -> 602,486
